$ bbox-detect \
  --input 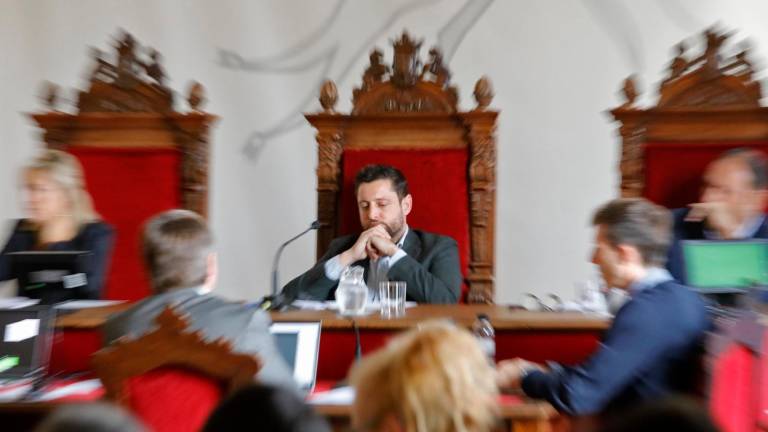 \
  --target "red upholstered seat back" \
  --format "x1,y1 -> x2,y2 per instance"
643,142 -> 768,208
126,367 -> 223,432
69,147 -> 181,301
709,343 -> 759,432
340,149 -> 470,298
